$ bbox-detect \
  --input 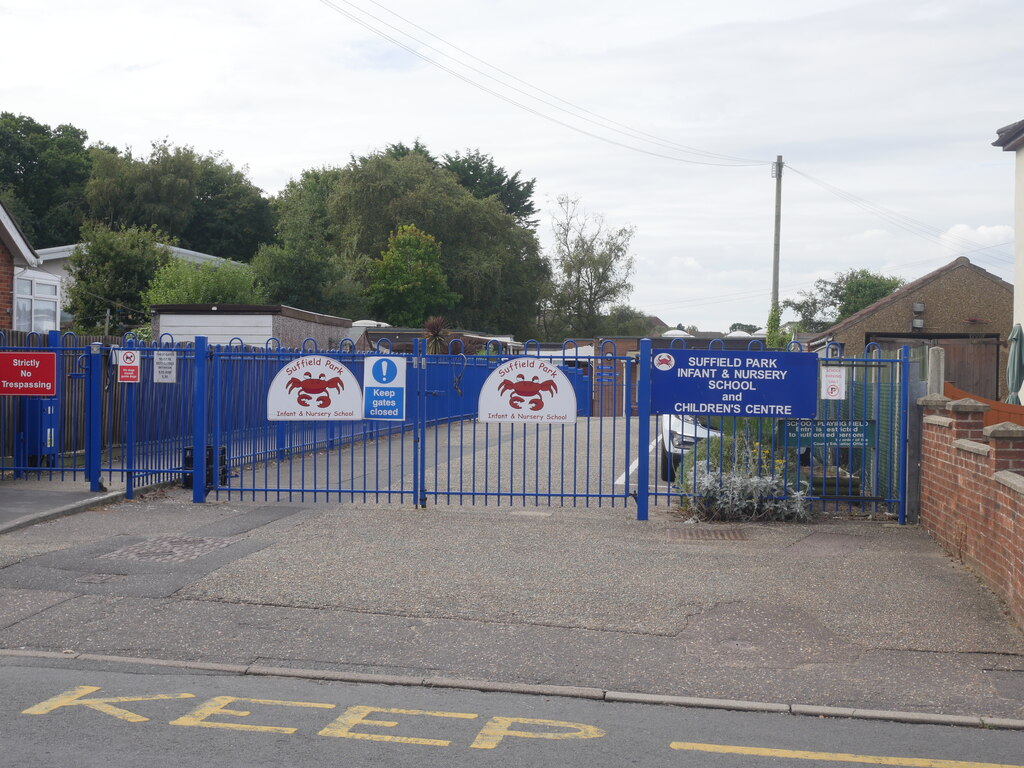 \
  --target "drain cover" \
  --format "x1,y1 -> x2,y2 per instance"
666,528 -> 748,541
98,536 -> 234,563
